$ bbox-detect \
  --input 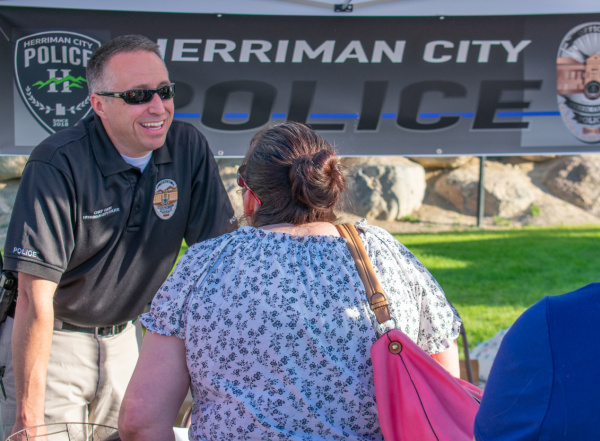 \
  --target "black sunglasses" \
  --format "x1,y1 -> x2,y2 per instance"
96,83 -> 175,105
